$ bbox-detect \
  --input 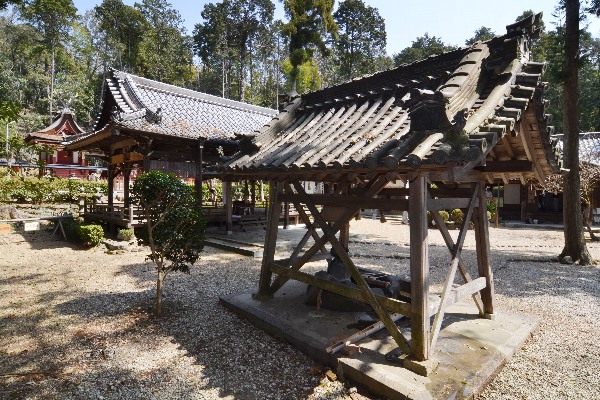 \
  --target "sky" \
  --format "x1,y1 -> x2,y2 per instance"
72,0 -> 600,55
